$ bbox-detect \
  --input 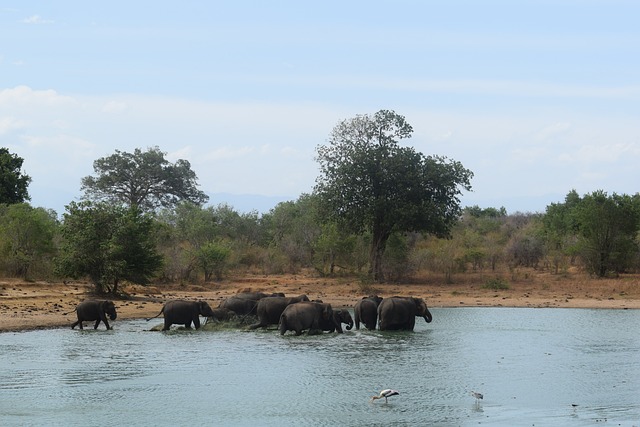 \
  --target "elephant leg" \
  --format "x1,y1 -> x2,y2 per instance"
408,317 -> 416,331
193,317 -> 201,329
94,319 -> 101,329
163,319 -> 171,331
71,320 -> 80,329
